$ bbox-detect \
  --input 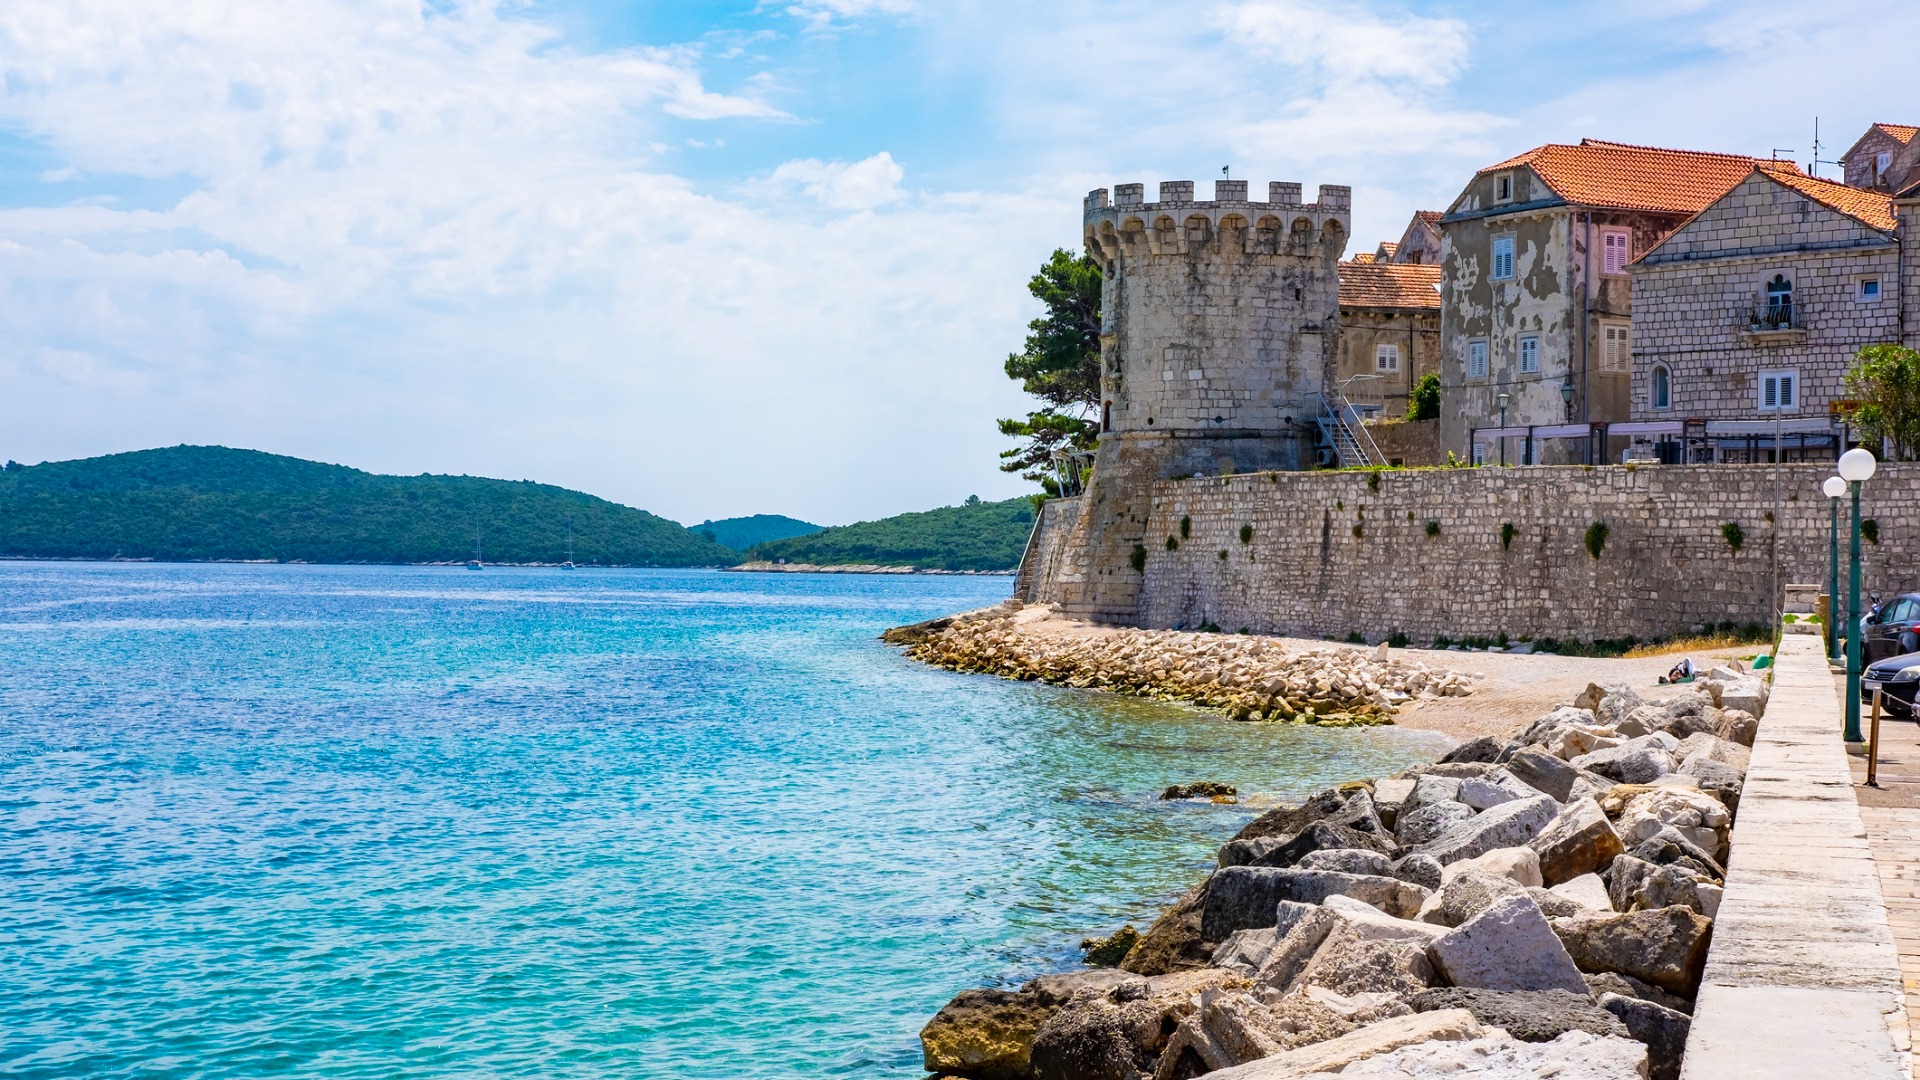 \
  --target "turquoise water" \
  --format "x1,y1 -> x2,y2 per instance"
0,563 -> 1448,1079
